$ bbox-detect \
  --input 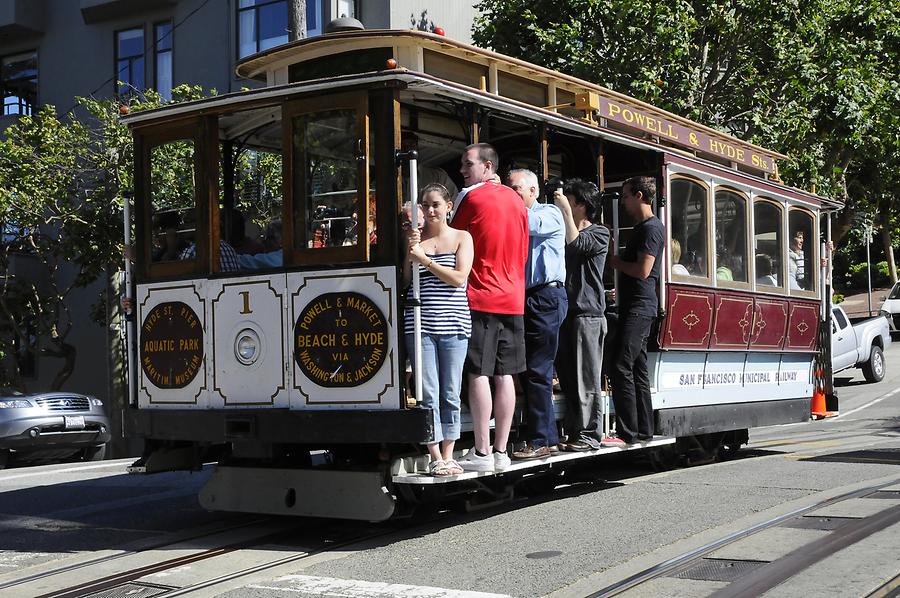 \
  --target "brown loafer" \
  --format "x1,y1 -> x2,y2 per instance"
512,444 -> 552,460
561,439 -> 593,452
